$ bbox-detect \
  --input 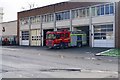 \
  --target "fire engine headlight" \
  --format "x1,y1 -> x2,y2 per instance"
54,44 -> 56,46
